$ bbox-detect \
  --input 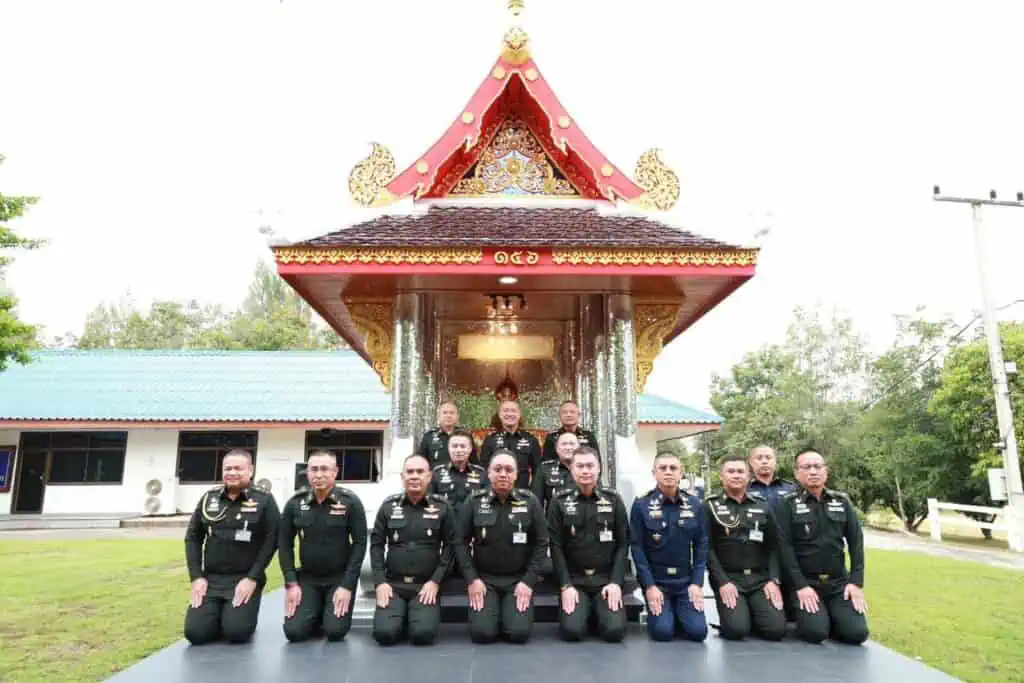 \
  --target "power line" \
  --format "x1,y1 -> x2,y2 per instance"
864,299 -> 1024,409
